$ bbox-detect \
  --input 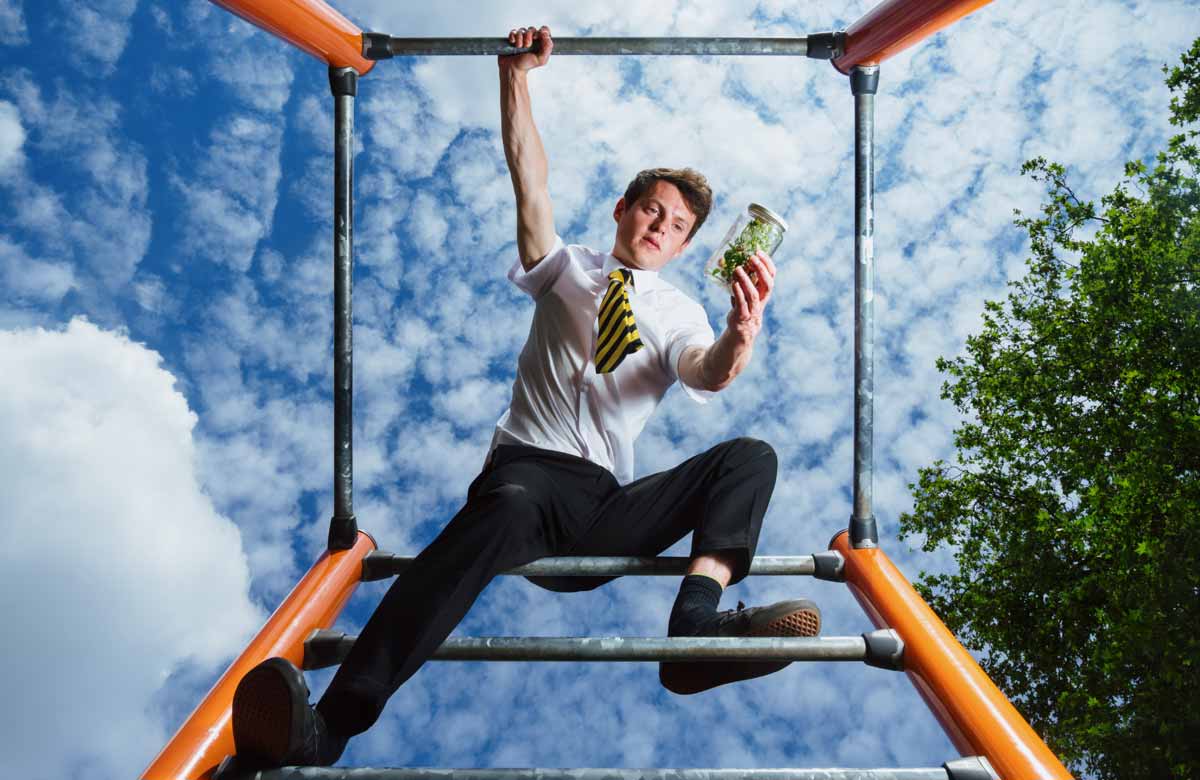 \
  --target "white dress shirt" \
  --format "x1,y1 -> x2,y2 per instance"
488,235 -> 716,485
